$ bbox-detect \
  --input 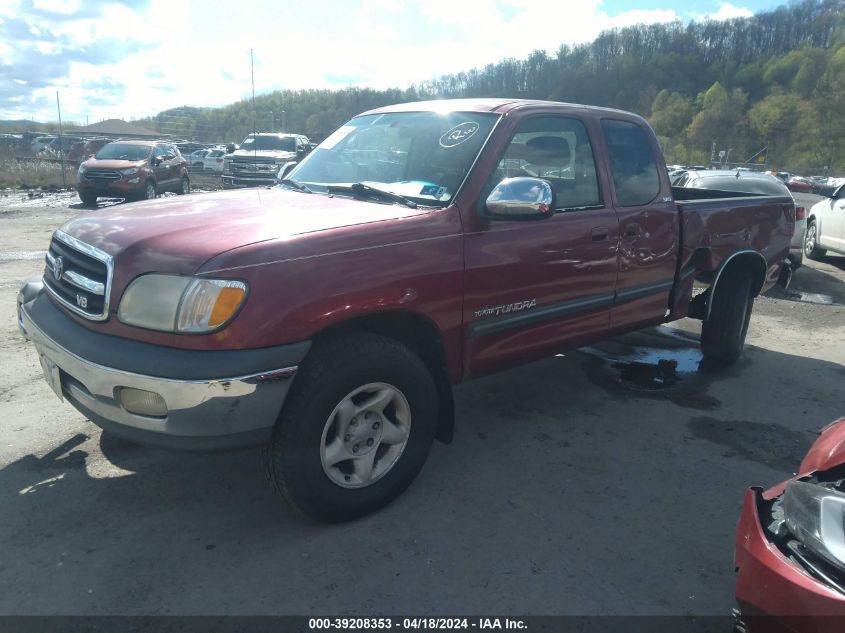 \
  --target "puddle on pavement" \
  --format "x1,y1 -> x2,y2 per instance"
688,416 -> 814,470
577,328 -> 739,411
766,286 -> 839,306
